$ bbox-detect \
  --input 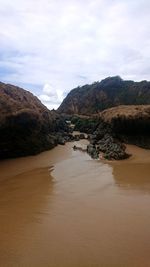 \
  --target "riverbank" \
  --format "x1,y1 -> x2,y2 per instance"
108,144 -> 150,164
